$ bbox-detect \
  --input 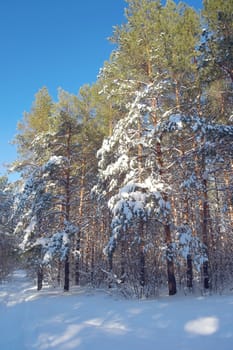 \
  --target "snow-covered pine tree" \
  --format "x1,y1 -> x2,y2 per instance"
158,113 -> 233,291
0,176 -> 16,280
13,164 -> 53,290
94,78 -> 178,296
